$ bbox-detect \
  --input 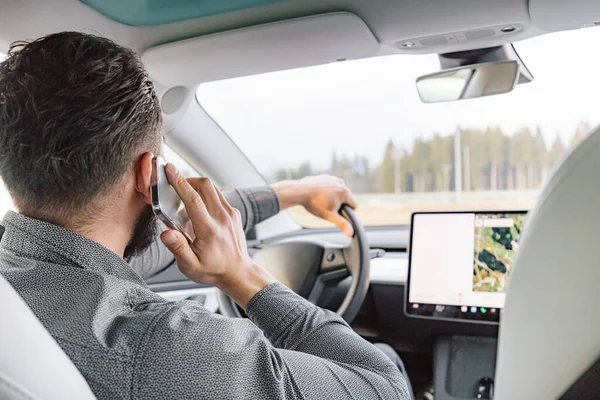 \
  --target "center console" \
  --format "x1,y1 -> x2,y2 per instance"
405,211 -> 527,399
434,336 -> 497,400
